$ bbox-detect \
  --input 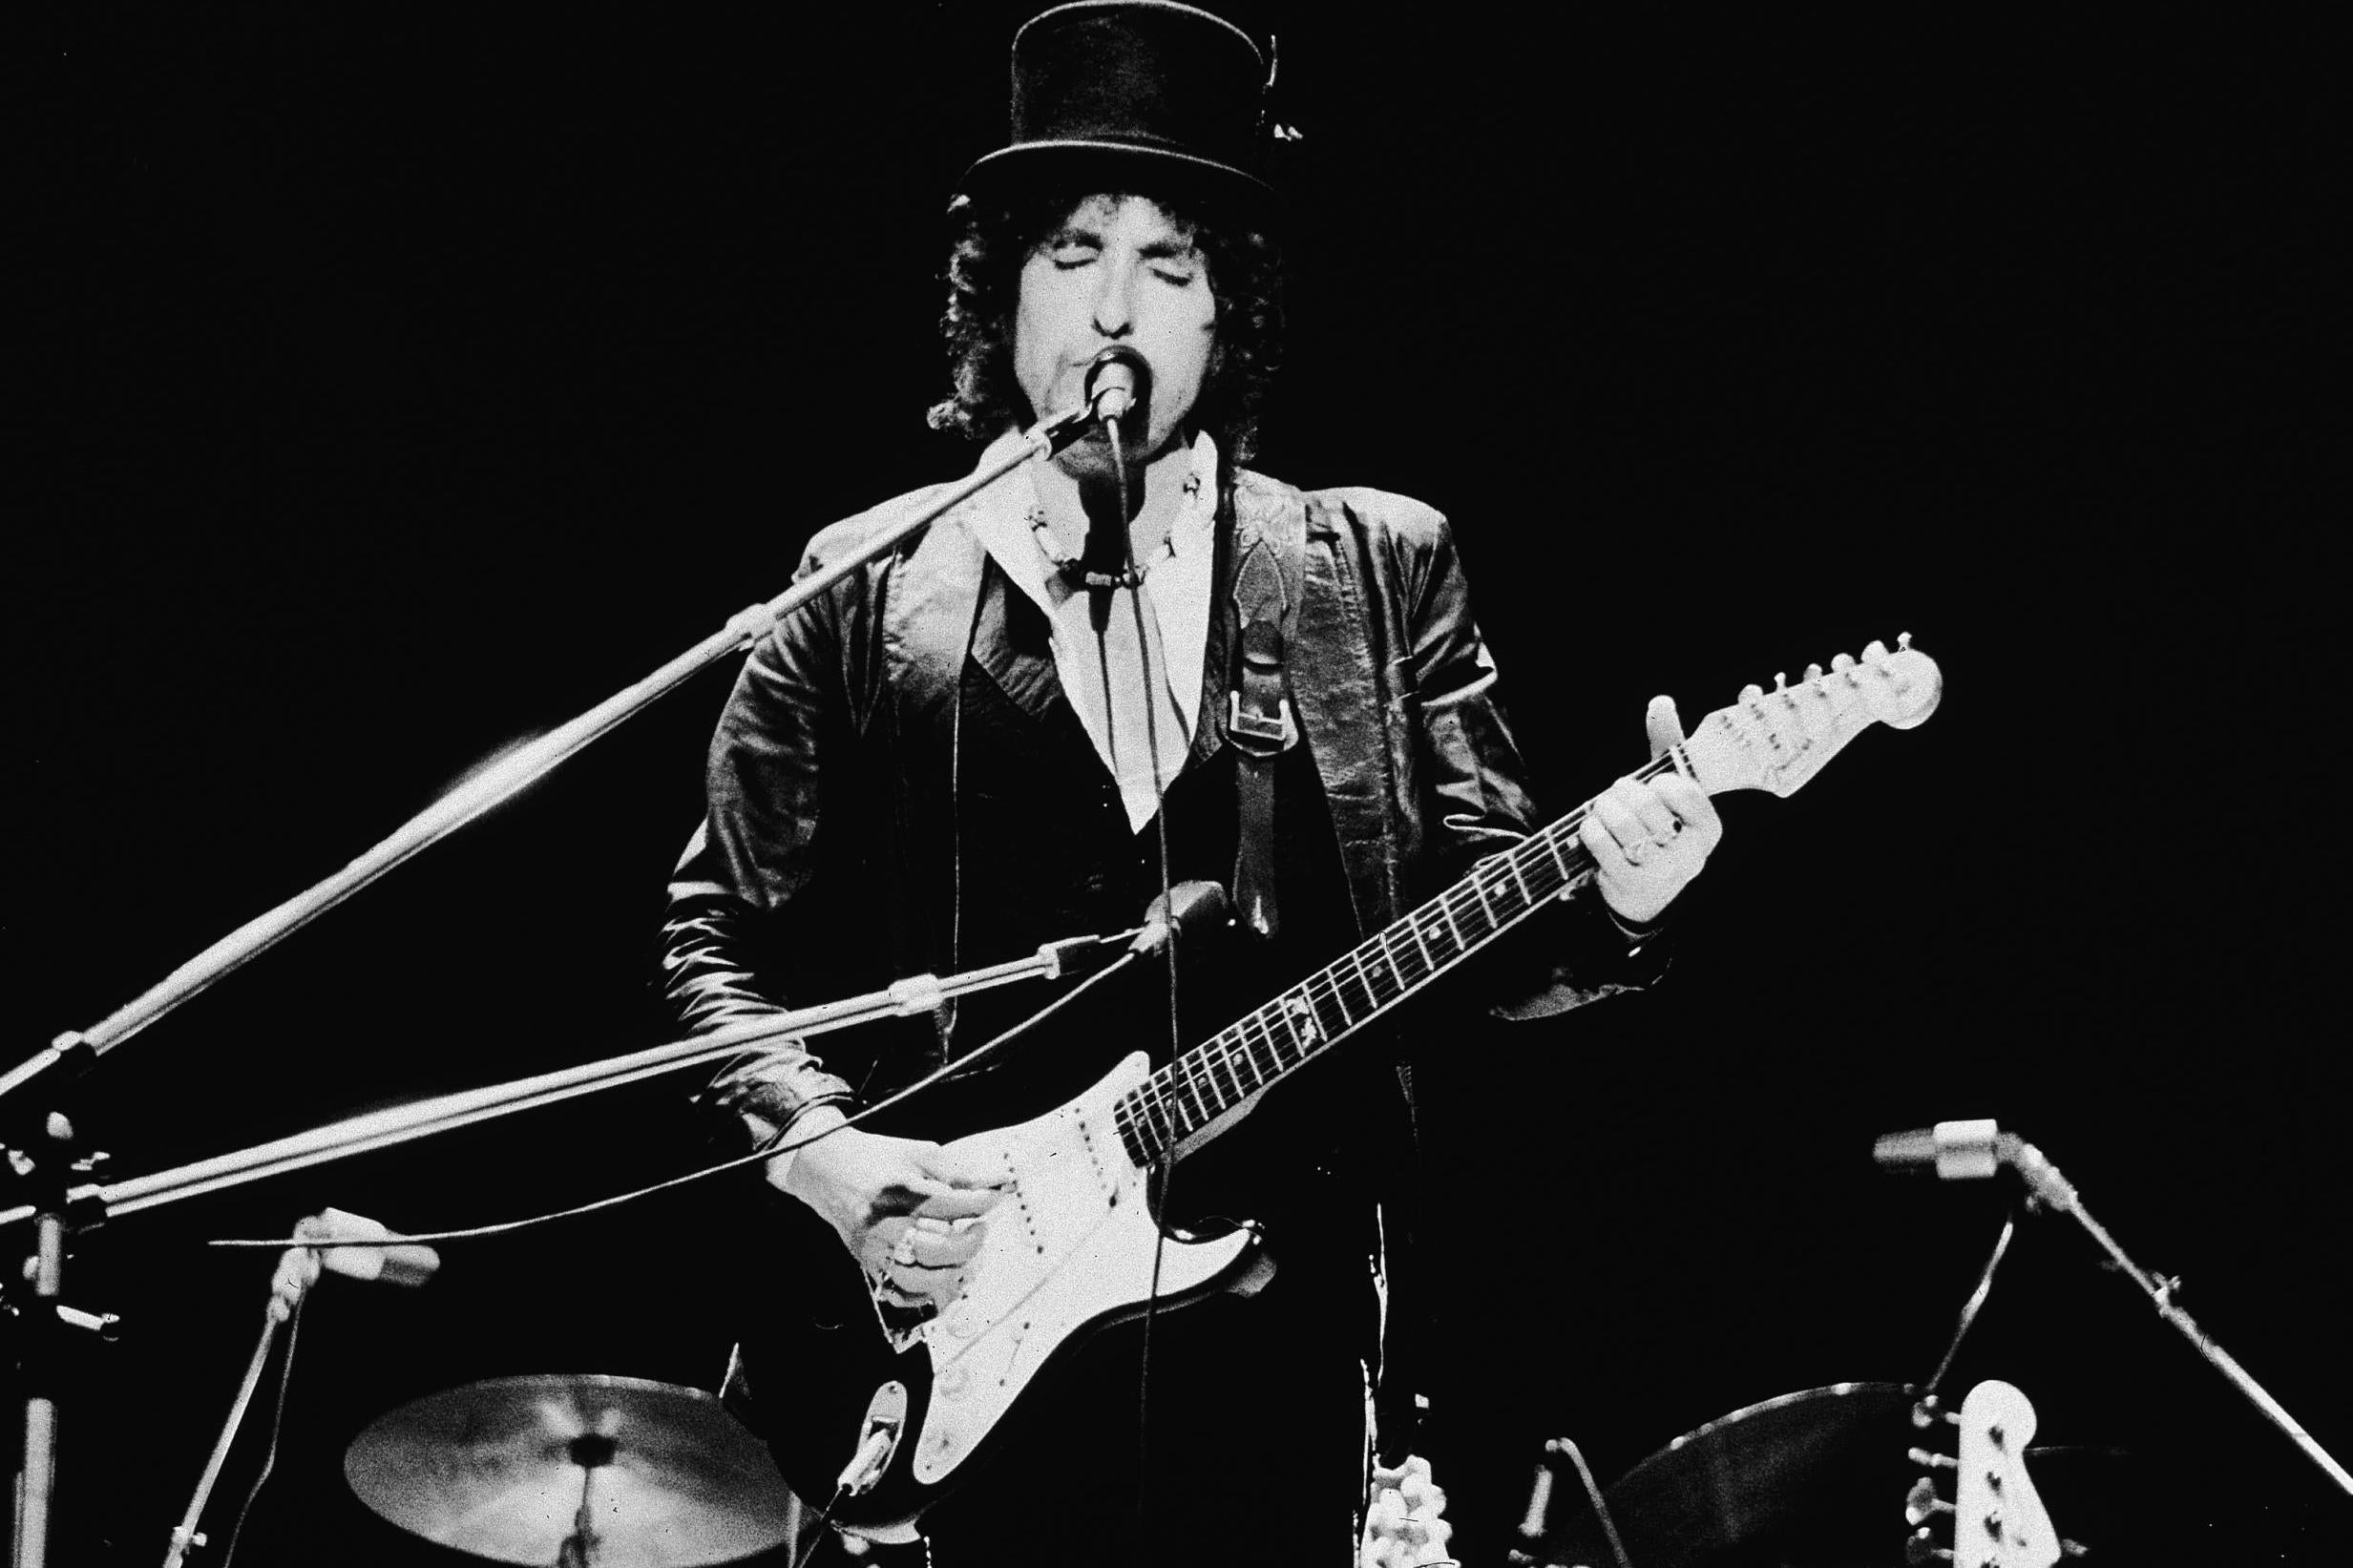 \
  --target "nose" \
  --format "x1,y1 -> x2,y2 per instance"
1089,256 -> 1136,339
